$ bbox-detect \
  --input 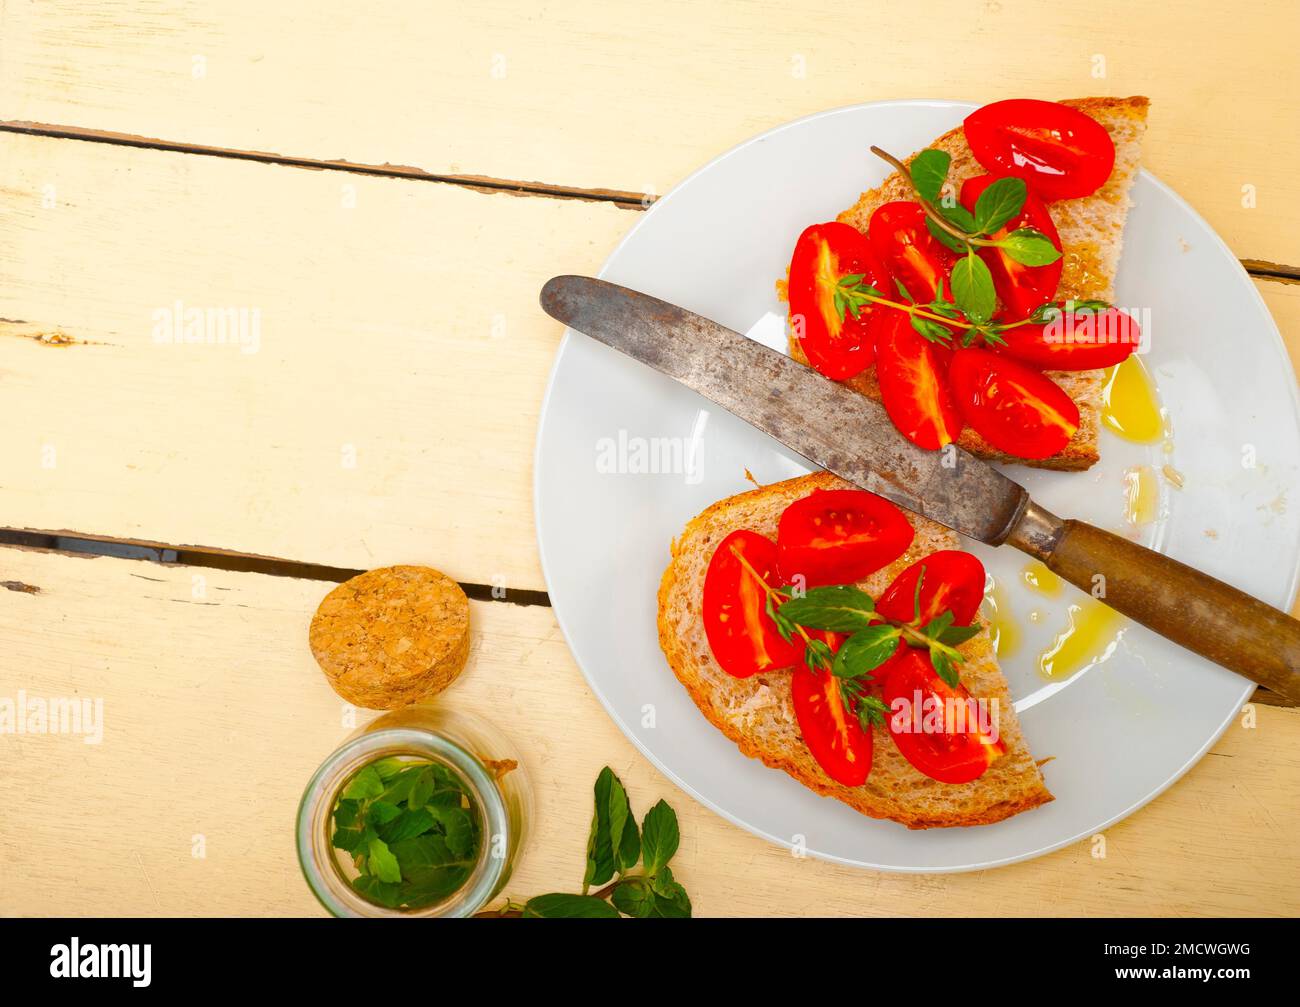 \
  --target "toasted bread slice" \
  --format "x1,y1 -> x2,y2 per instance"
789,96 -> 1149,471
657,472 -> 1052,829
